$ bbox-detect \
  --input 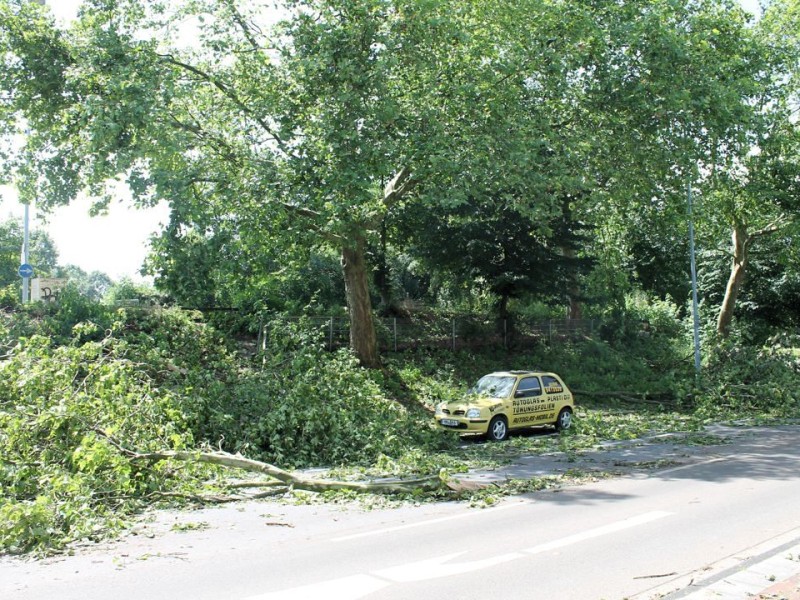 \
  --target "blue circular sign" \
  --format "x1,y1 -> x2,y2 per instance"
18,263 -> 34,278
